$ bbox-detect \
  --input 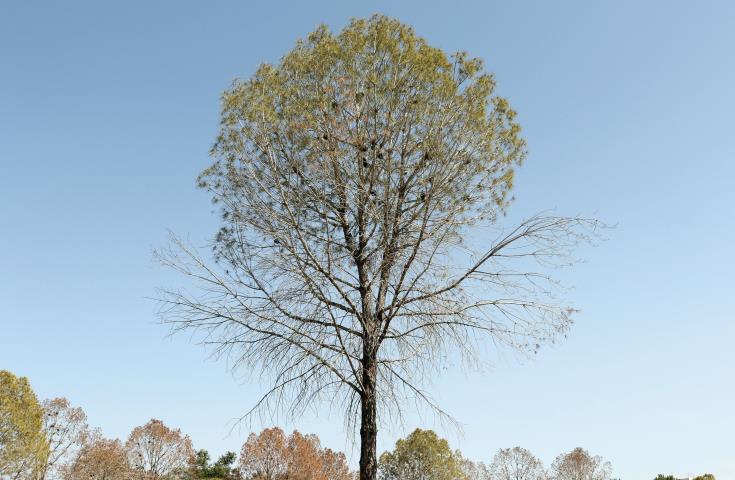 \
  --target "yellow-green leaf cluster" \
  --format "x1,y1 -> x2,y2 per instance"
378,429 -> 466,480
206,14 -> 525,229
0,370 -> 49,479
